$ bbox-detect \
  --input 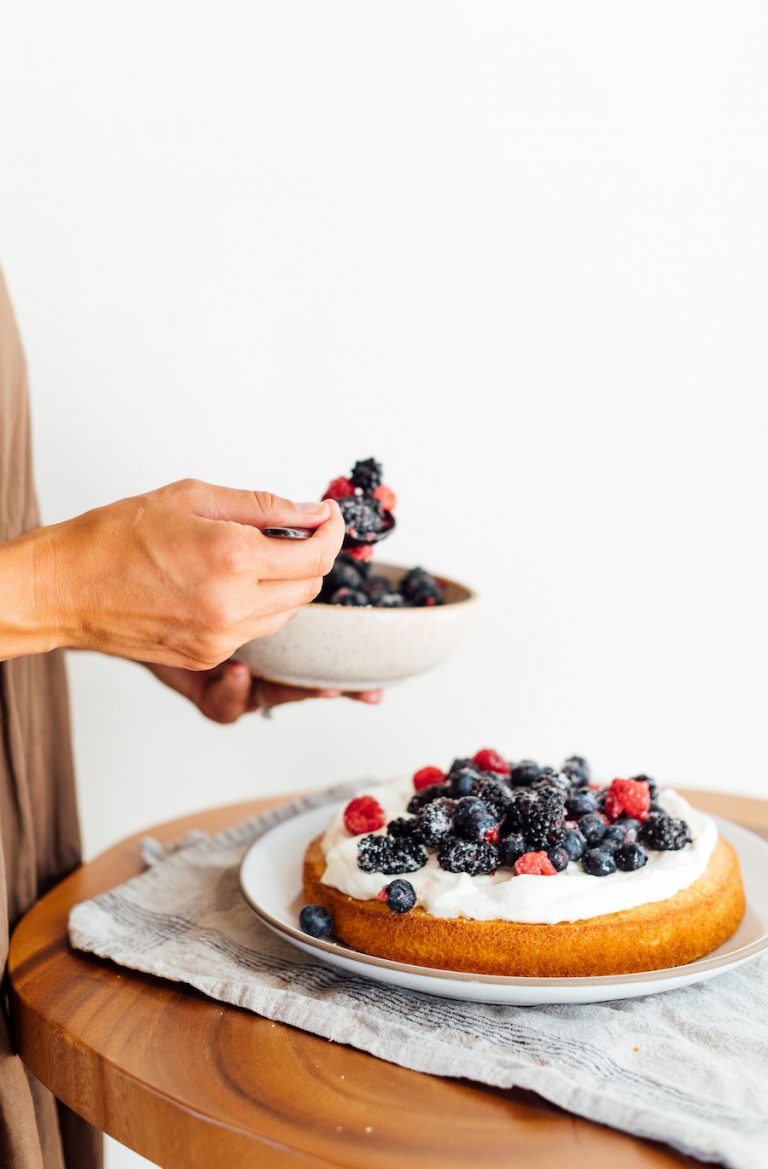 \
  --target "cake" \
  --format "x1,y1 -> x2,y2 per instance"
300,751 -> 746,977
